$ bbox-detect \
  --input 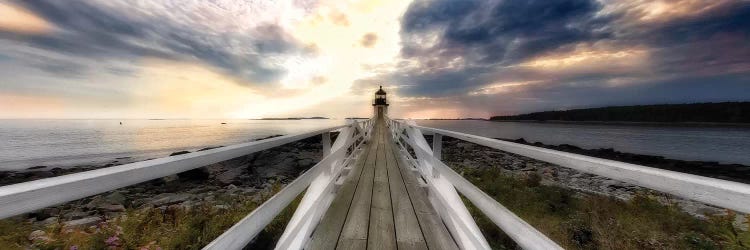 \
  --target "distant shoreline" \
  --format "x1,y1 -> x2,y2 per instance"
490,102 -> 750,125
490,119 -> 750,128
